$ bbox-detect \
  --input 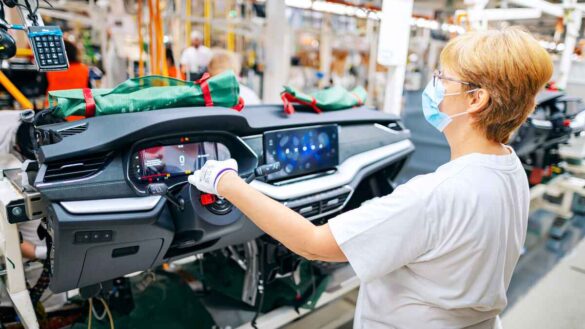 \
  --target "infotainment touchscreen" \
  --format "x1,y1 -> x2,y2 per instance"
264,125 -> 339,181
